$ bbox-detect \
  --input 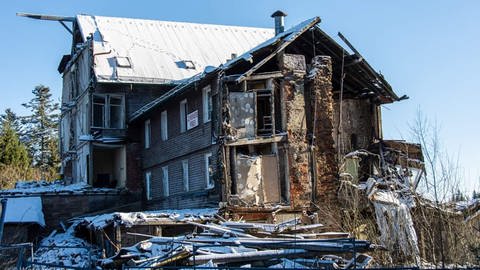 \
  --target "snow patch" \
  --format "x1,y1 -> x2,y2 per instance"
3,196 -> 45,226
